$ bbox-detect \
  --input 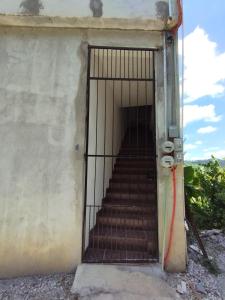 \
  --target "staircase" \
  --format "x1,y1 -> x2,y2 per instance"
83,126 -> 158,263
